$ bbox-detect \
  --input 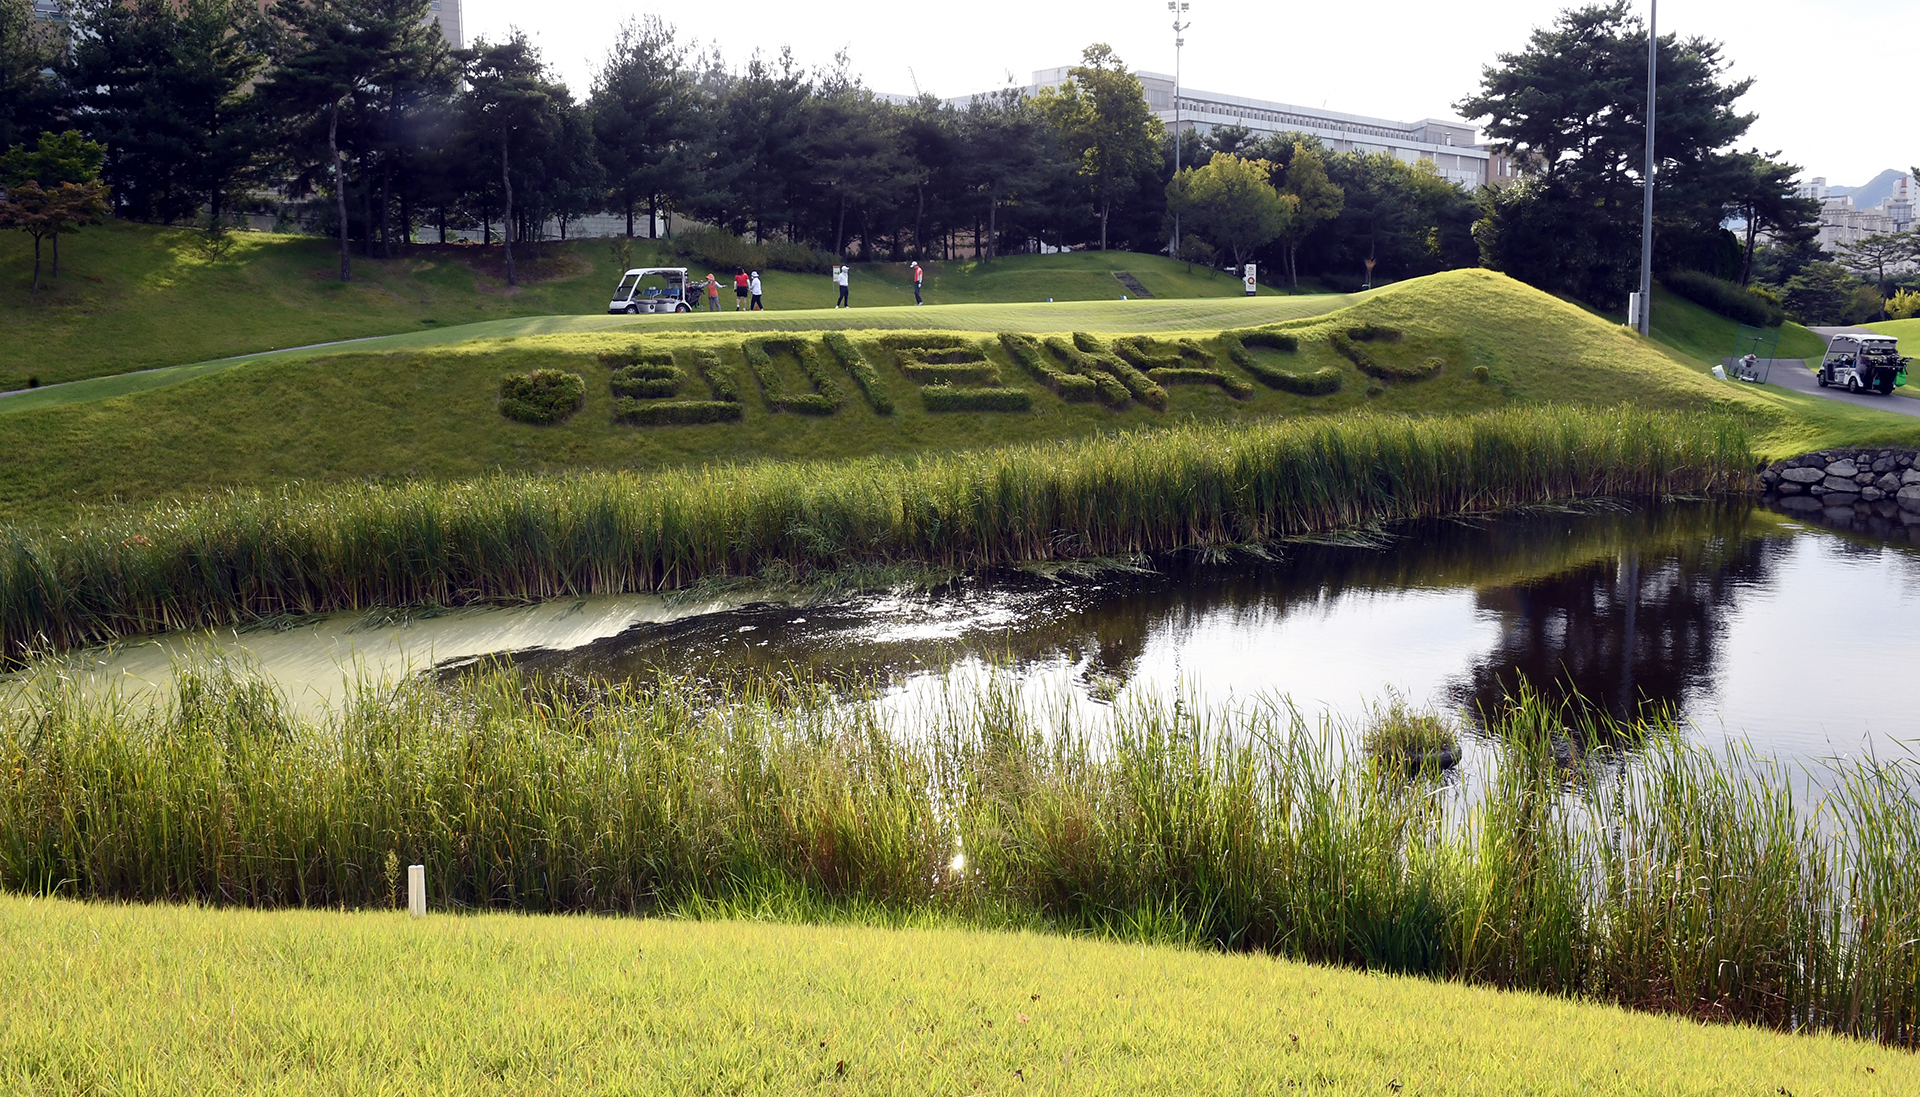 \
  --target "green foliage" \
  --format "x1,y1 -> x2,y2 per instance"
1145,367 -> 1254,400
613,398 -> 743,426
1220,328 -> 1340,394
899,362 -> 1001,386
609,363 -> 682,399
1360,697 -> 1460,775
689,347 -> 742,402
1474,365 -> 1492,383
919,385 -> 1033,413
1890,289 -> 1920,322
1166,151 -> 1296,268
0,405 -> 1751,660
670,224 -> 835,275
1069,332 -> 1167,410
1783,263 -> 1880,326
1663,270 -> 1786,327
1043,336 -> 1133,405
0,130 -> 106,188
1457,3 -> 1758,304
742,337 -> 844,413
1331,327 -> 1438,382
497,369 -> 584,424
1033,43 -> 1164,249
1000,333 -> 1099,402
821,332 -> 893,414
